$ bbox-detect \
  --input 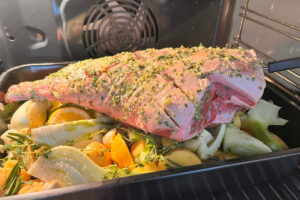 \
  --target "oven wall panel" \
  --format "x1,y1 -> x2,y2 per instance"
0,0 -> 223,72
0,0 -> 64,70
